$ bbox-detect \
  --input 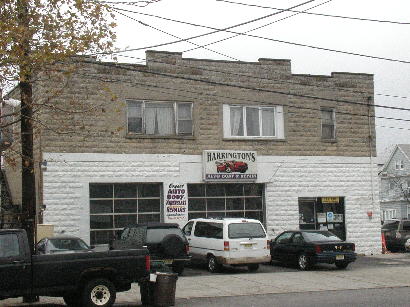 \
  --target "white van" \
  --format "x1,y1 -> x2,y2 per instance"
182,218 -> 271,272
